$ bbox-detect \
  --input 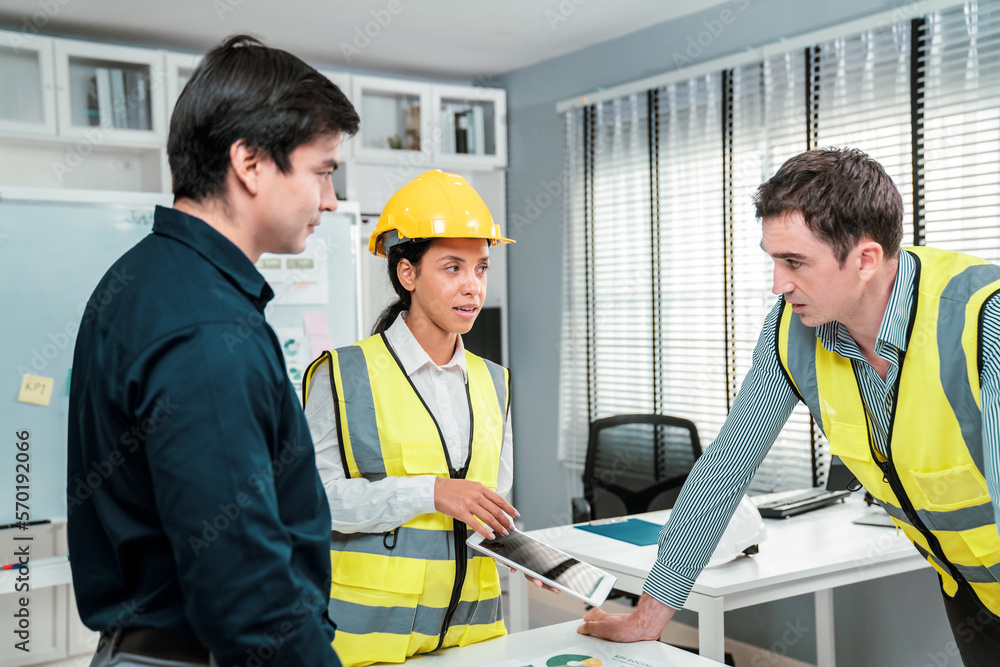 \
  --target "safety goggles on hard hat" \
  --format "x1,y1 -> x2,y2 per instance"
369,169 -> 515,257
